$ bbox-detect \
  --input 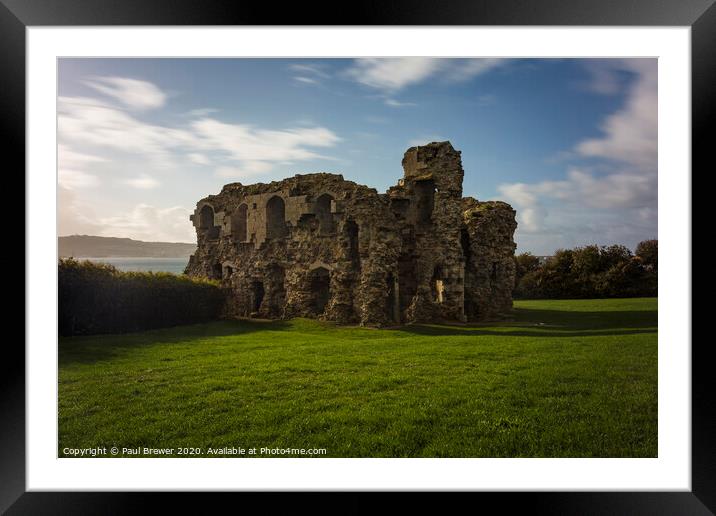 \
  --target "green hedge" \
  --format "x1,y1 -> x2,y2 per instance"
59,258 -> 225,336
